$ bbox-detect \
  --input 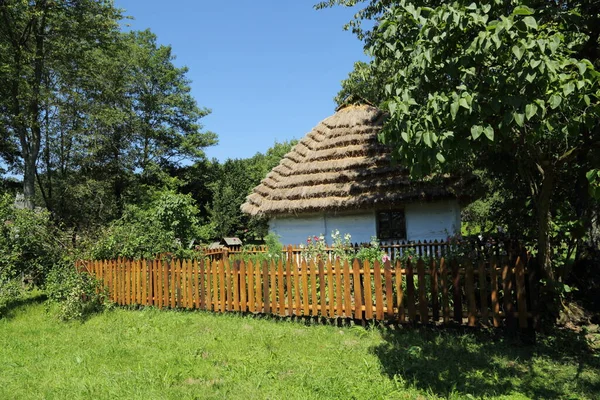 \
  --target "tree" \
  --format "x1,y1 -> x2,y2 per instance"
334,61 -> 385,106
321,0 -> 600,285
15,26 -> 217,228
206,140 -> 297,240
125,30 -> 217,178
0,0 -> 123,209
